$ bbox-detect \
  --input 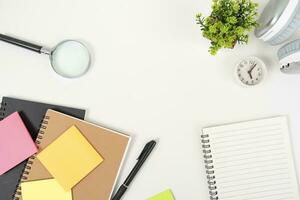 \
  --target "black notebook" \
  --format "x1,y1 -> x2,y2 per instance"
0,97 -> 86,200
